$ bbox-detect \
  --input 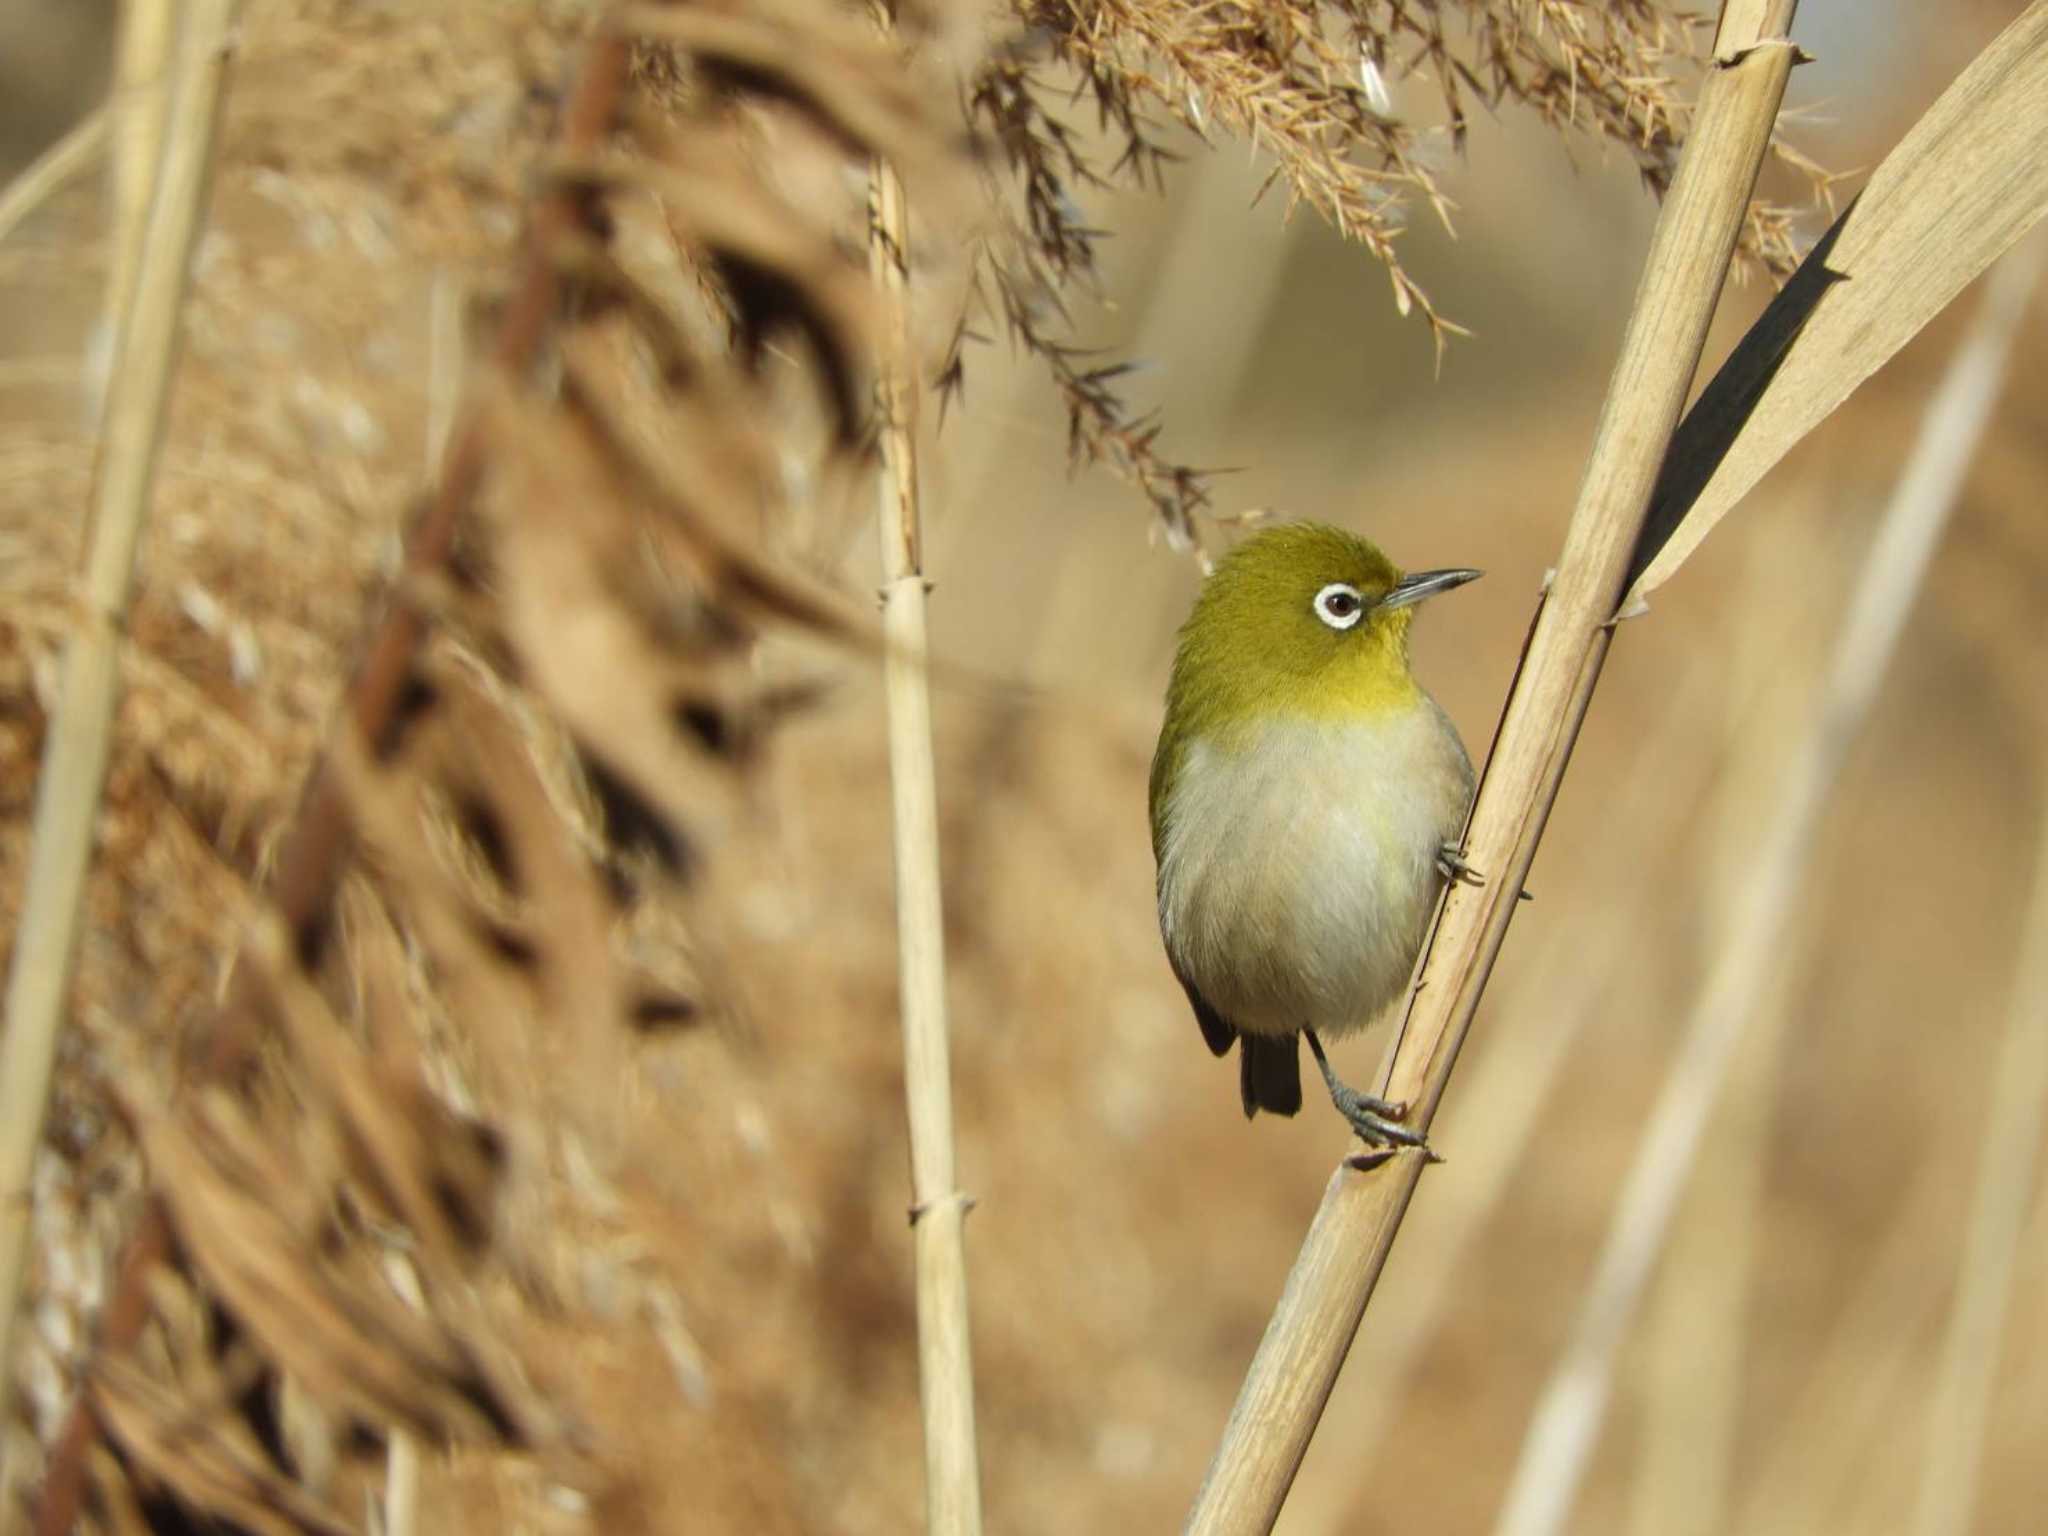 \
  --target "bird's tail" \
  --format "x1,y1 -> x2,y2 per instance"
1239,1033 -> 1303,1119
